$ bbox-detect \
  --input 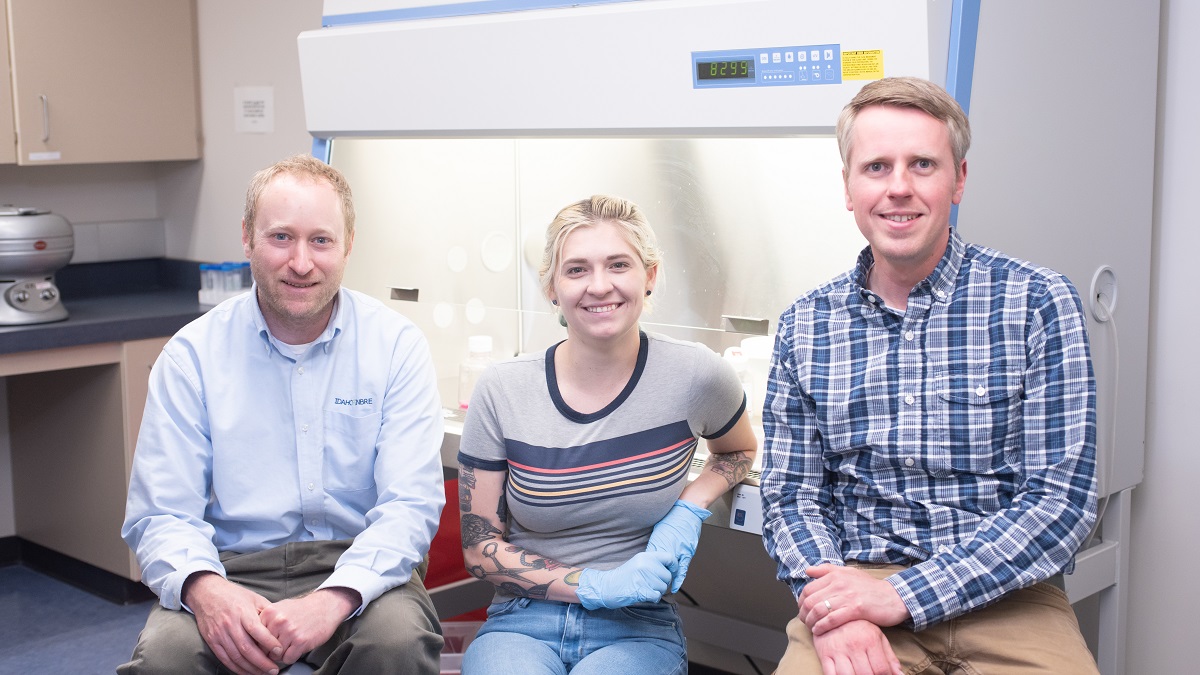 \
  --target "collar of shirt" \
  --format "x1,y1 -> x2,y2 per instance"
855,229 -> 965,309
249,287 -> 346,359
